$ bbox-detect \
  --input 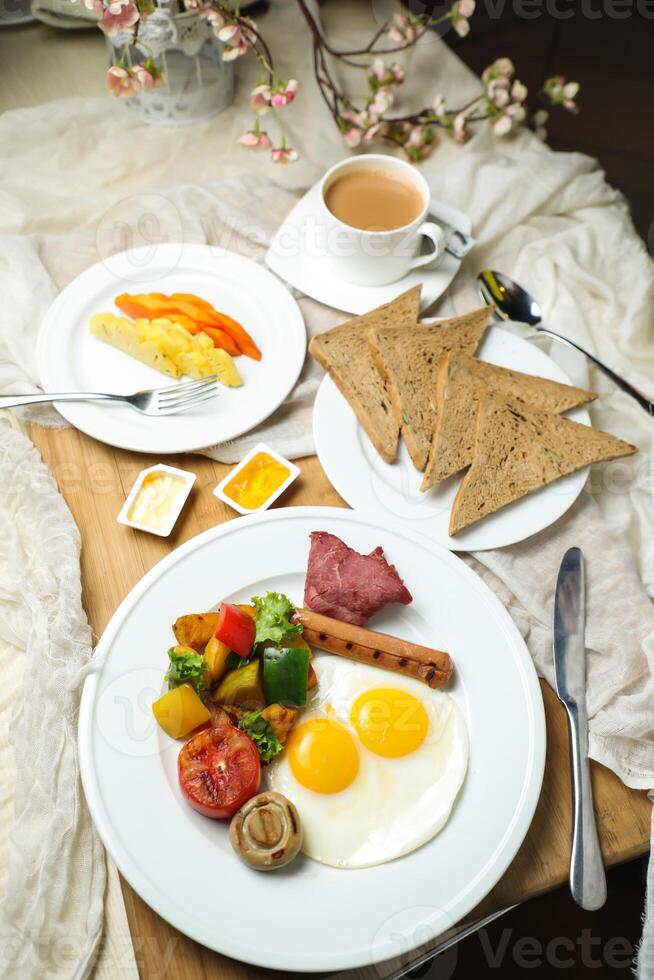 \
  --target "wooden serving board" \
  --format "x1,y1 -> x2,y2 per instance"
30,426 -> 652,980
